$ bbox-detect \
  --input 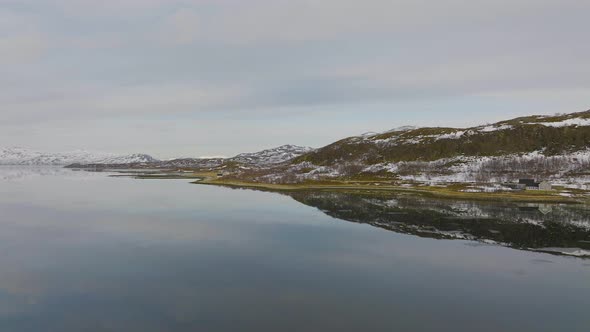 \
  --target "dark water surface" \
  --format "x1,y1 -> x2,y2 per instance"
0,167 -> 589,332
